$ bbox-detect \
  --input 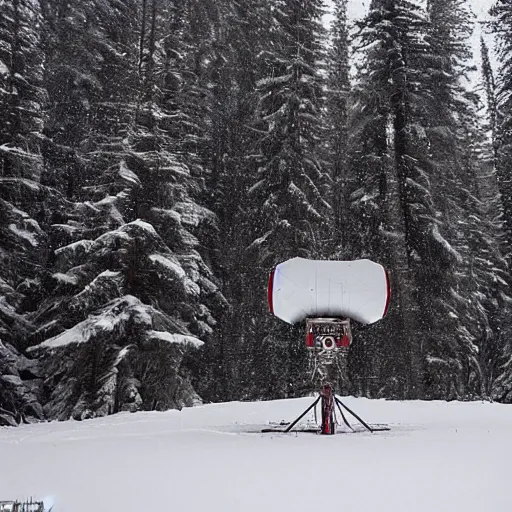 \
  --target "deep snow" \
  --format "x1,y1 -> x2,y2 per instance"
1,397 -> 511,512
